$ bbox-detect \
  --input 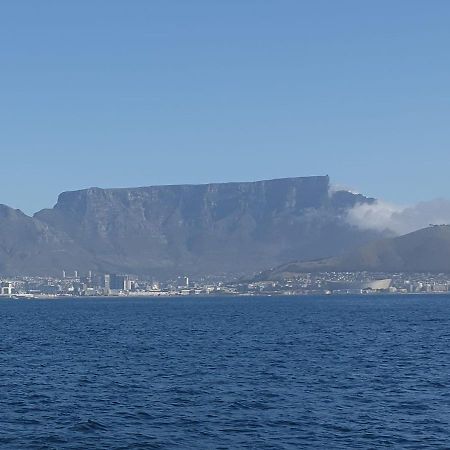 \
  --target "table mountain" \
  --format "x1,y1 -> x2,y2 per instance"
1,176 -> 383,277
32,176 -> 380,277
